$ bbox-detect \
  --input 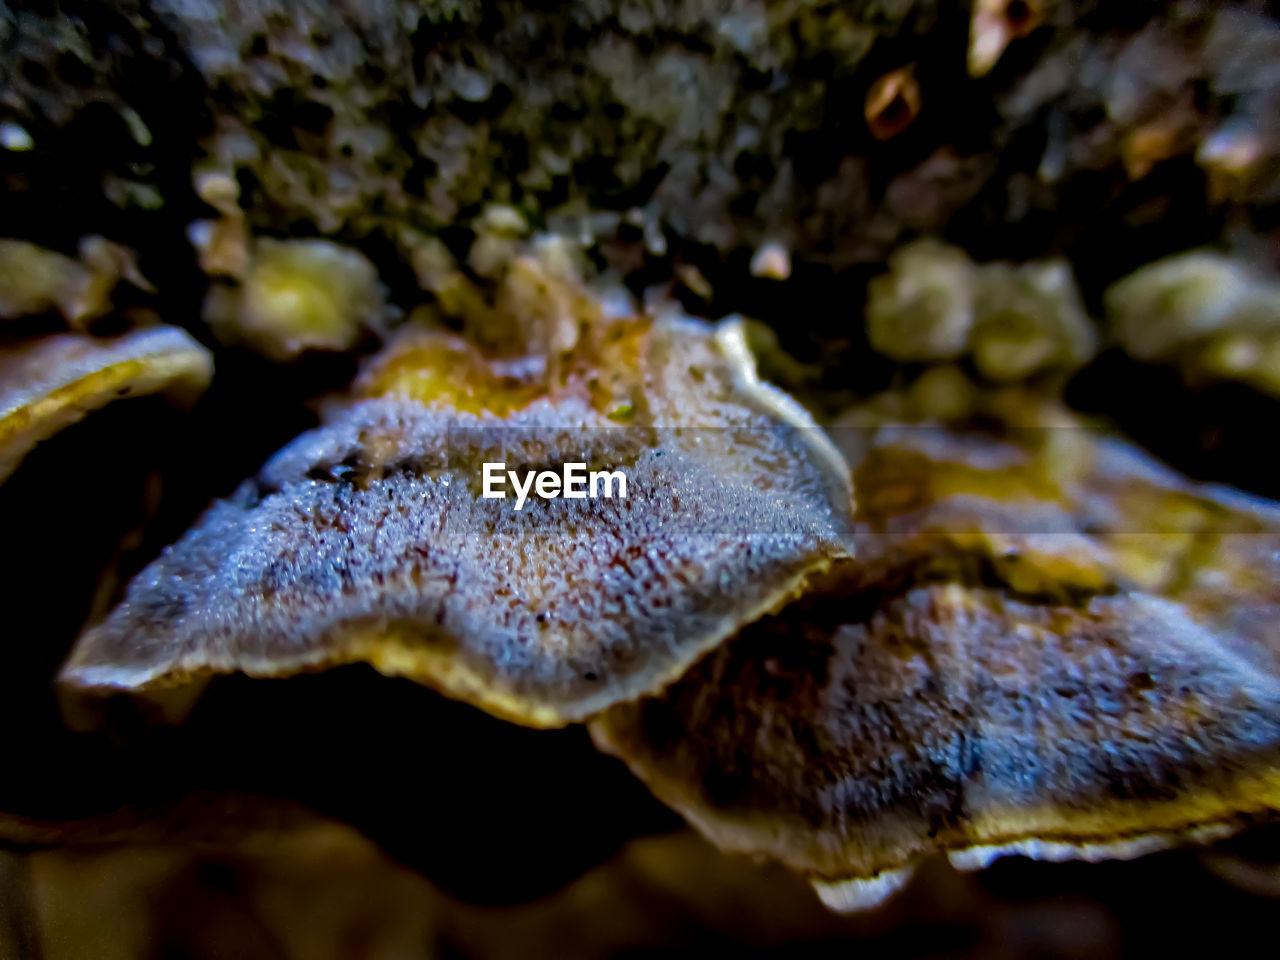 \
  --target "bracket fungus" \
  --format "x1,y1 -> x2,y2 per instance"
591,581 -> 1280,912
841,418 -> 1280,668
59,311 -> 854,727
1105,250 -> 1280,398
865,240 -> 1095,382
0,237 -> 152,328
0,326 -> 214,483
592,422 -> 1280,911
201,237 -> 386,362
